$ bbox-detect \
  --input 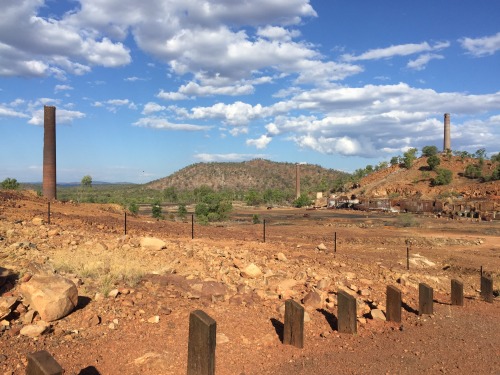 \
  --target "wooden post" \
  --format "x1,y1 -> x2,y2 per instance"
418,283 -> 433,315
263,219 -> 266,243
334,231 -> 337,253
187,310 -> 216,375
480,274 -> 493,303
47,202 -> 51,225
386,285 -> 402,323
124,212 -> 127,235
337,290 -> 357,334
283,299 -> 304,348
26,350 -> 63,375
406,246 -> 409,270
191,214 -> 194,240
451,279 -> 464,306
